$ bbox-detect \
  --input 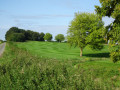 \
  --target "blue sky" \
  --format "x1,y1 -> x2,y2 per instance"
0,0 -> 114,40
